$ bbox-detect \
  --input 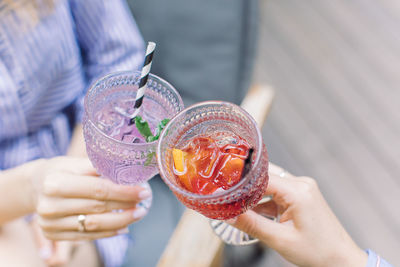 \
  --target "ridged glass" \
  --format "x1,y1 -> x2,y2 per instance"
157,101 -> 269,220
83,71 -> 184,185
